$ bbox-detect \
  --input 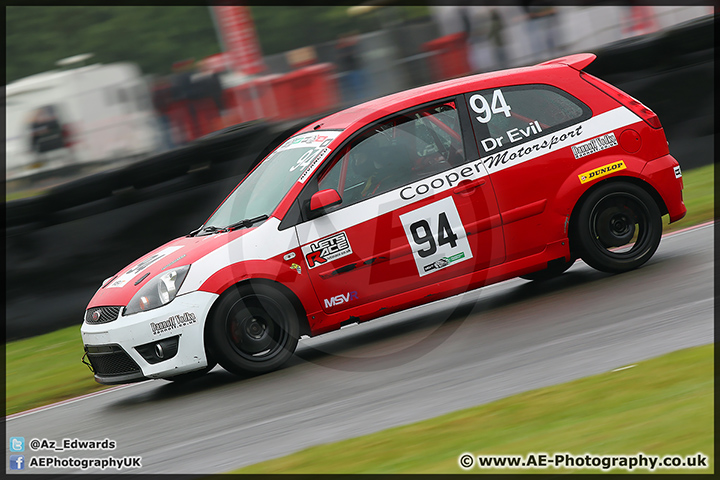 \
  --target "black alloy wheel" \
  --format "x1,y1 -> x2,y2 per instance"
208,284 -> 300,376
575,182 -> 662,273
